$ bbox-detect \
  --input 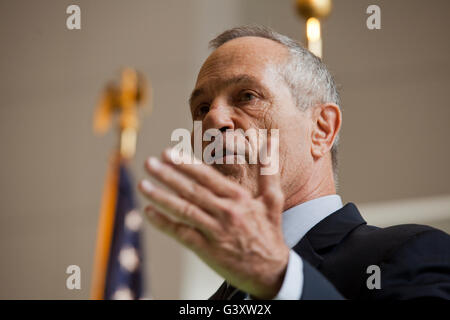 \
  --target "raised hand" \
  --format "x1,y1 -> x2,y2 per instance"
139,143 -> 288,299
